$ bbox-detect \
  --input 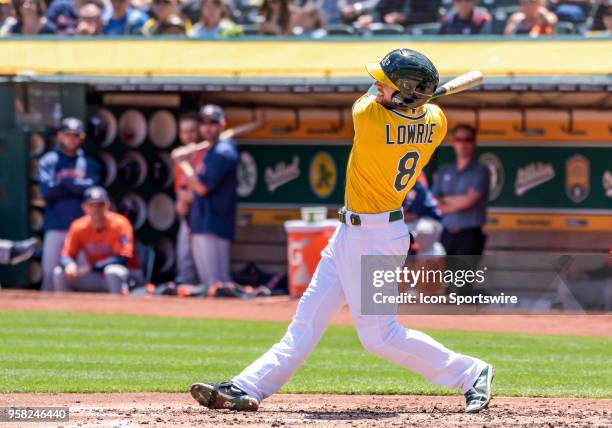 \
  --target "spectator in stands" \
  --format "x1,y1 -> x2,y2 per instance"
0,0 -> 56,35
45,0 -> 80,34
315,0 -> 342,26
289,2 -> 326,36
183,105 -> 238,285
189,0 -> 242,38
588,2 -> 612,35
142,0 -> 190,35
103,0 -> 148,35
432,124 -> 489,257
504,0 -> 557,36
52,186 -> 141,294
439,0 -> 492,35
173,113 -> 201,285
338,0 -> 377,26
76,1 -> 103,34
405,0 -> 441,26
602,3 -> 612,35
548,0 -> 593,26
39,117 -> 100,291
0,0 -> 14,32
357,0 -> 410,28
258,0 -> 291,35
